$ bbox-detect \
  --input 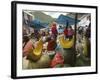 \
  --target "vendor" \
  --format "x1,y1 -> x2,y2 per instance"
51,22 -> 58,39
64,26 -> 68,38
67,26 -> 74,40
